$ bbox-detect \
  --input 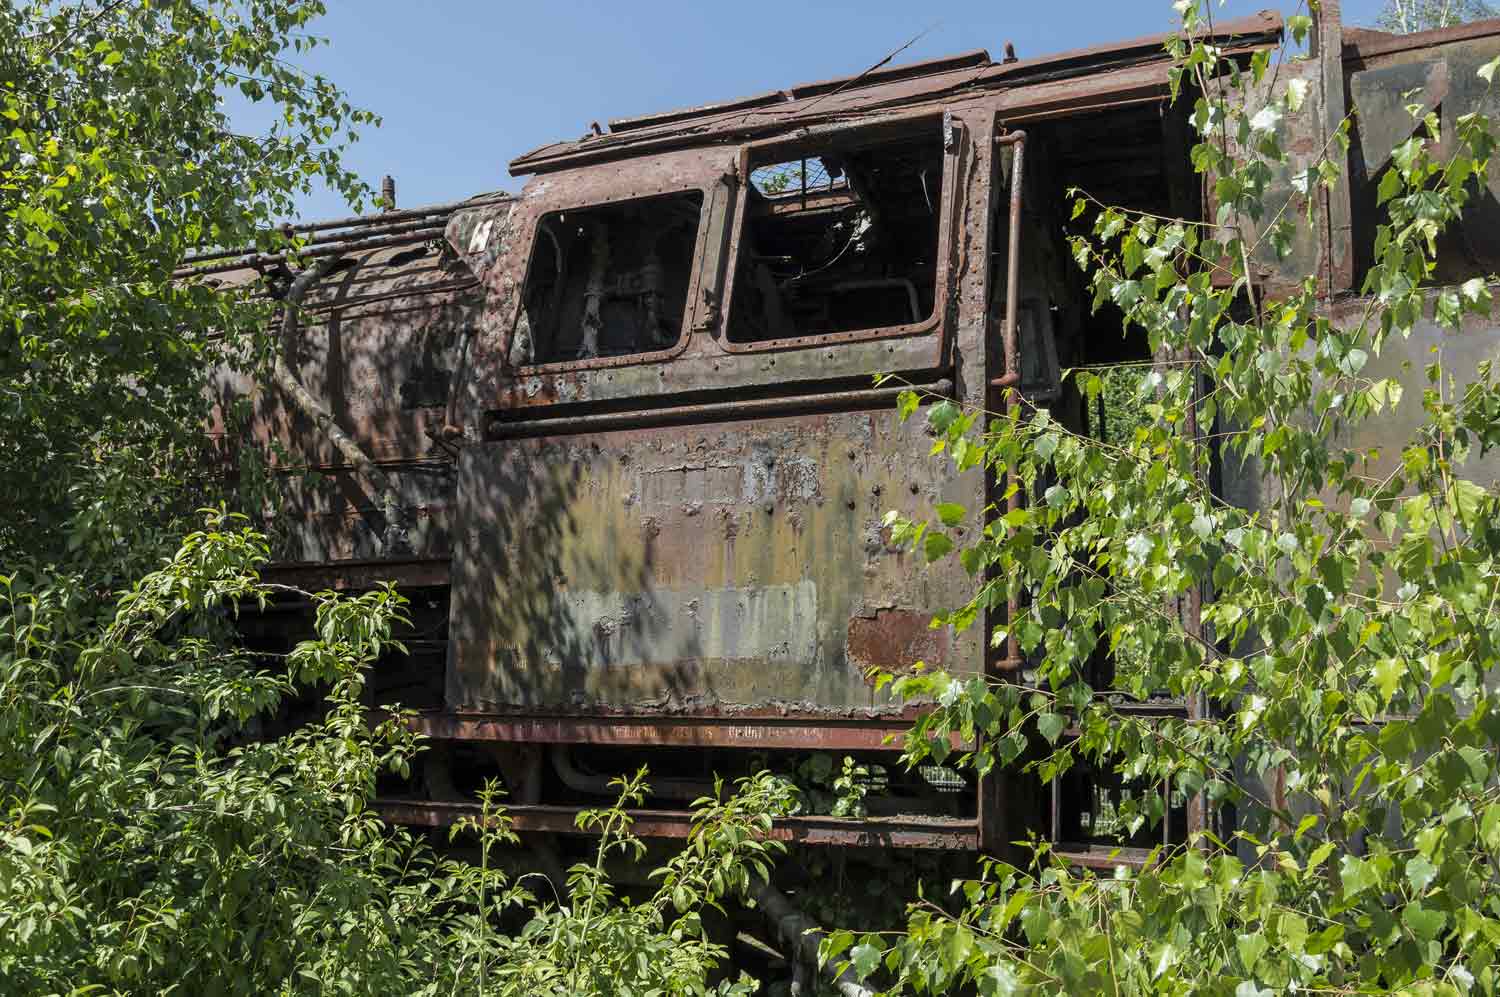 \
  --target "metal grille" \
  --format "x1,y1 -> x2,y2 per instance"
749,156 -> 844,198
